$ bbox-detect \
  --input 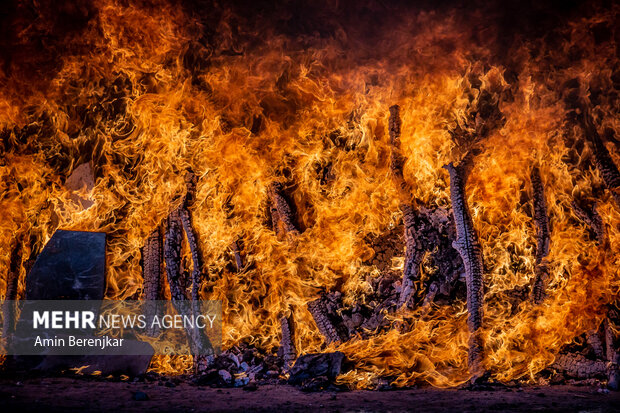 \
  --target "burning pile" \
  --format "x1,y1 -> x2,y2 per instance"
1,0 -> 619,389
